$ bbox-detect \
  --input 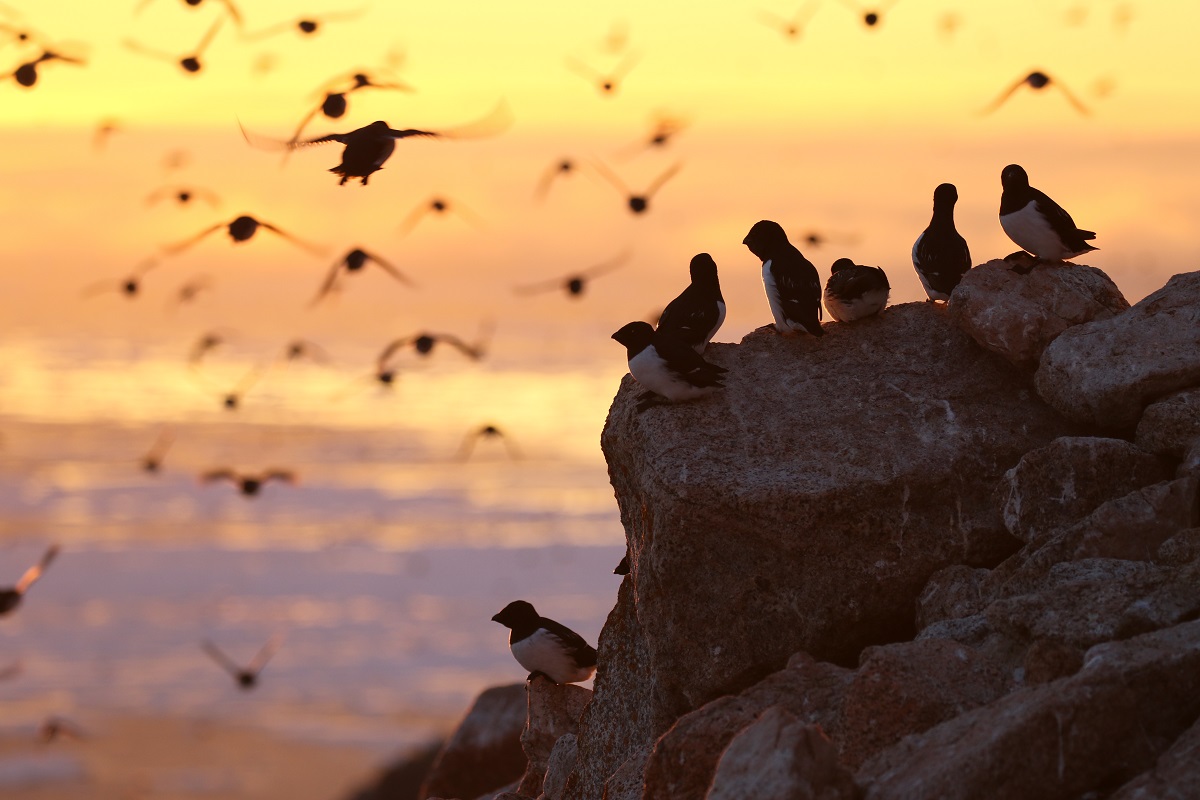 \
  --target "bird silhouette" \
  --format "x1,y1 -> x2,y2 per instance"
979,70 -> 1090,117
397,196 -> 485,236
456,424 -> 521,461
201,468 -> 295,497
4,48 -> 84,87
169,275 -> 214,308
280,338 -> 332,365
243,8 -> 366,39
533,158 -> 578,201
514,250 -> 631,298
135,0 -> 242,28
145,184 -> 220,208
310,247 -> 415,306
140,428 -> 174,473
80,258 -> 160,300
164,214 -> 326,255
0,545 -> 59,617
619,113 -> 689,158
565,52 -> 639,95
285,71 -> 415,146
201,635 -> 283,689
838,0 -> 899,28
38,716 -> 86,743
245,122 -> 433,187
378,329 -> 488,365
758,2 -> 820,40
187,329 -> 235,366
124,17 -> 224,75
592,161 -> 682,214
